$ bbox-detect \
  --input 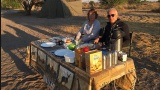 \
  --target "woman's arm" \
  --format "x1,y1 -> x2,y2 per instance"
75,21 -> 87,40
